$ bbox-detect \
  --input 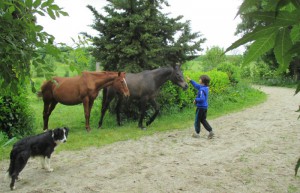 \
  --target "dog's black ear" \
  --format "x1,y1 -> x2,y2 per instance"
52,128 -> 61,140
